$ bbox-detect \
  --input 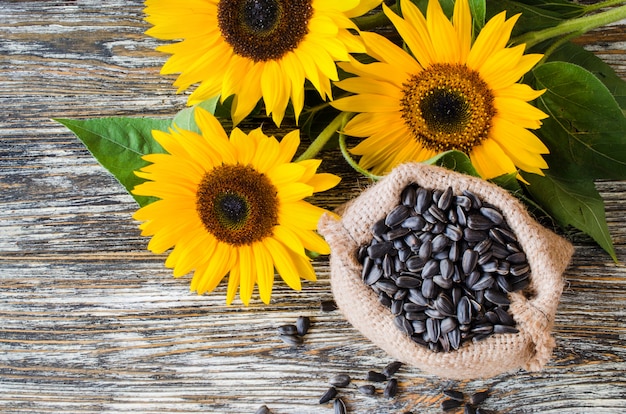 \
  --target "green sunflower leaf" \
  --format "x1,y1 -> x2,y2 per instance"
533,61 -> 626,180
487,0 -> 583,38
54,117 -> 171,207
546,42 -> 626,110
424,150 -> 480,177
522,171 -> 615,260
468,0 -> 486,33
171,96 -> 223,133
